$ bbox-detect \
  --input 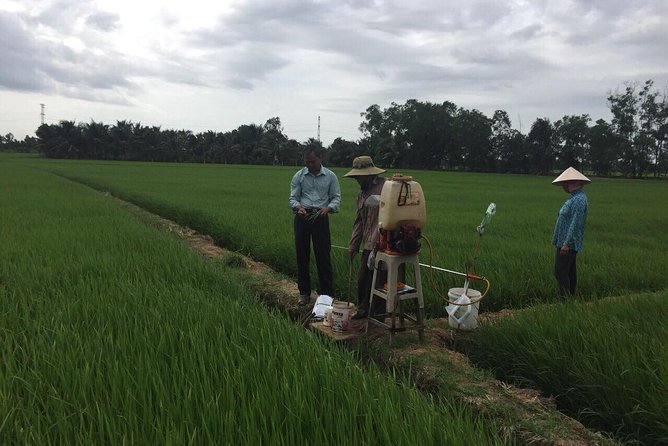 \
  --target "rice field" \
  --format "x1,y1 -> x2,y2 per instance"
3,153 -> 667,444
0,159 -> 506,444
463,293 -> 668,445
20,155 -> 668,315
